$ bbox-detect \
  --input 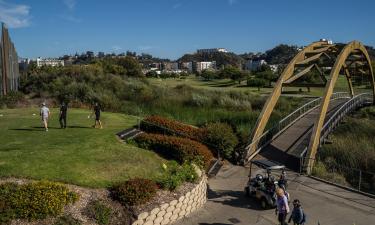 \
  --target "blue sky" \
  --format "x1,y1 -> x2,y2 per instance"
1,0 -> 375,59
